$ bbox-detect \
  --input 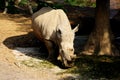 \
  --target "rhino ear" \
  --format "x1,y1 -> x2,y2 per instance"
73,24 -> 79,32
56,28 -> 62,38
